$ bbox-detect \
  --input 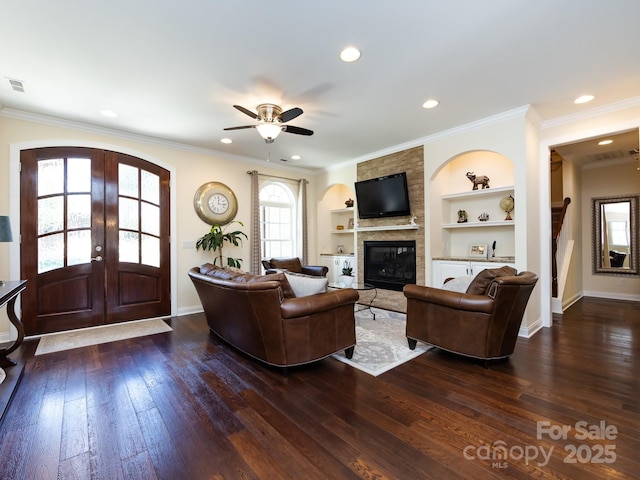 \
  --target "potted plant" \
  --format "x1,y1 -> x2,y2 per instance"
195,221 -> 248,268
339,259 -> 354,286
